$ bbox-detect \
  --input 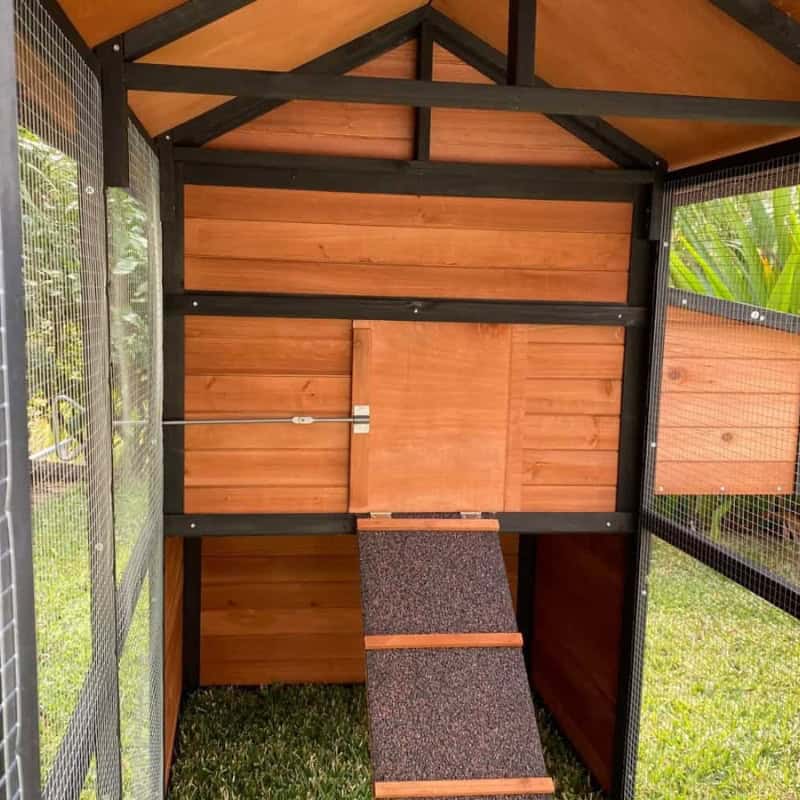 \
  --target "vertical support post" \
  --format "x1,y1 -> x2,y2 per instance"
506,0 -> 536,86
516,535 -> 537,676
0,0 -> 42,794
97,37 -> 130,188
414,22 -> 434,161
611,177 -> 664,800
160,141 -> 200,691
